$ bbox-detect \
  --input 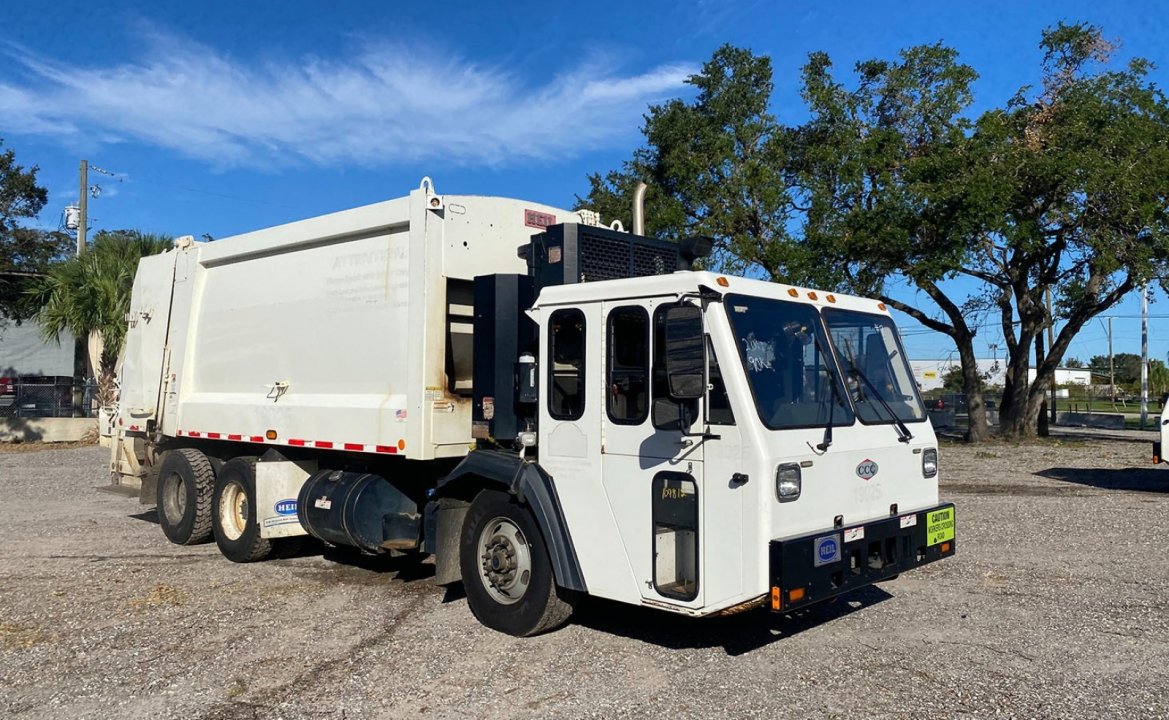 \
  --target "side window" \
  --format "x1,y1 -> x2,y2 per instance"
706,336 -> 735,425
653,305 -> 698,428
548,309 -> 586,420
607,306 -> 649,425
